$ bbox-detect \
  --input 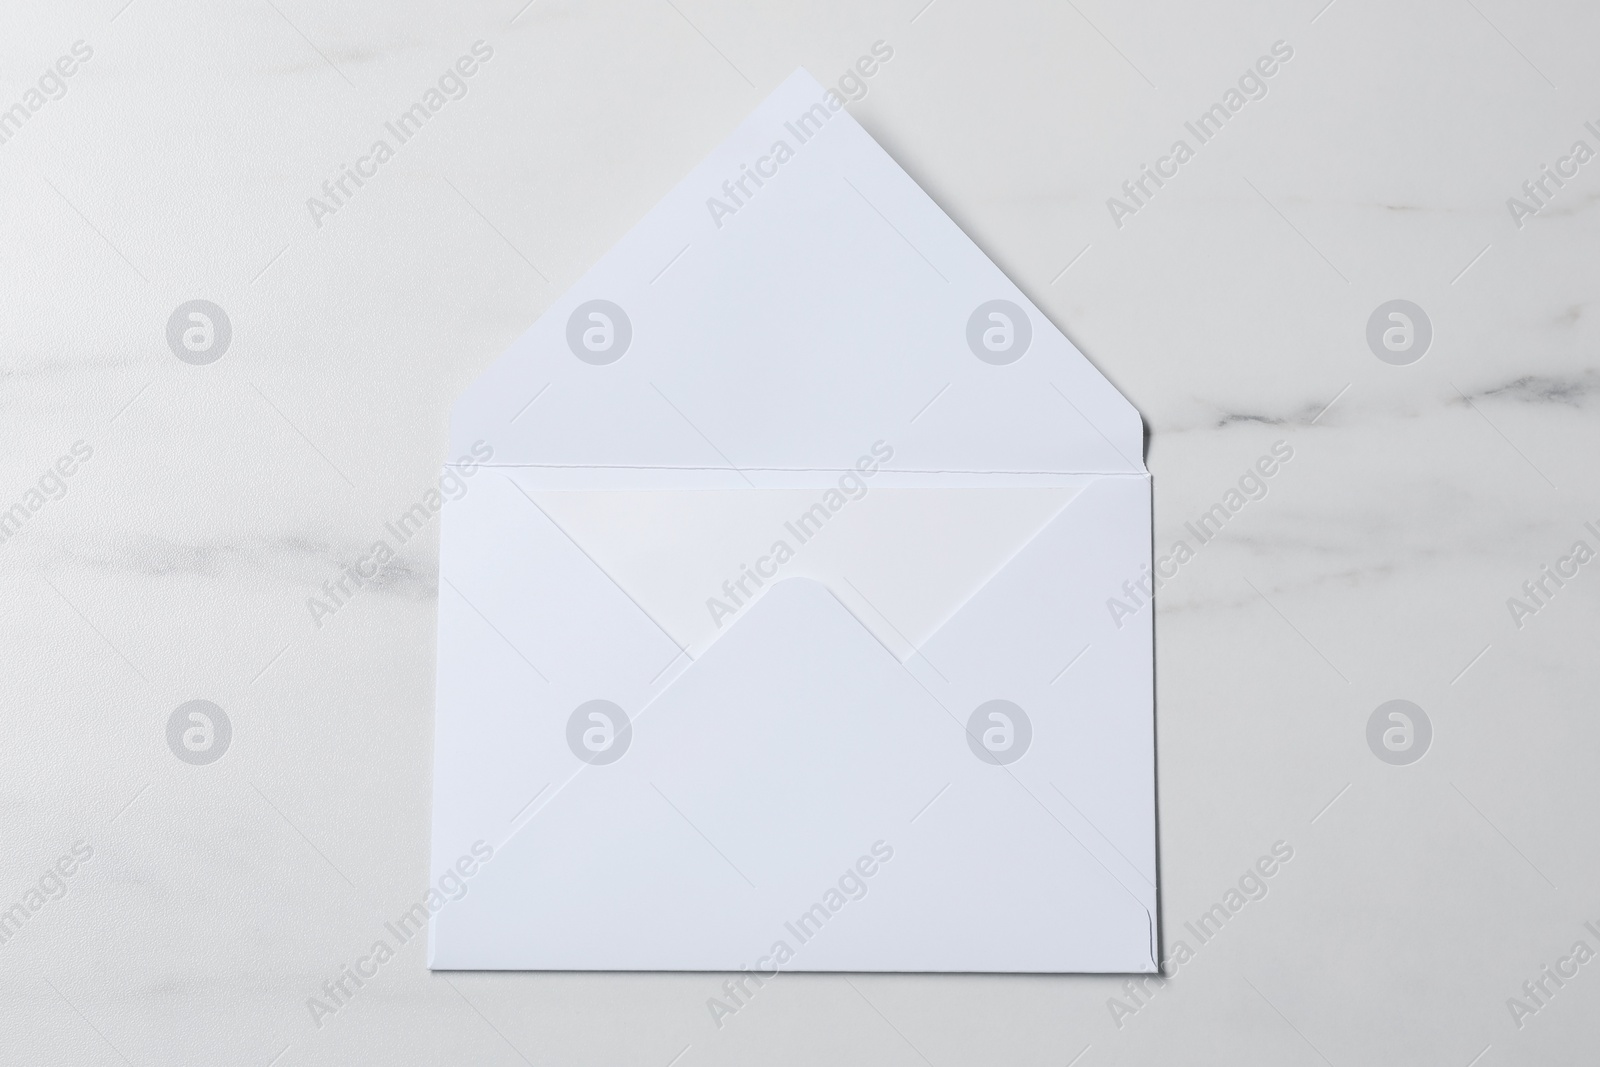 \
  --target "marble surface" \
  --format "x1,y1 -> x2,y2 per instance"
2,0 -> 1598,1063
